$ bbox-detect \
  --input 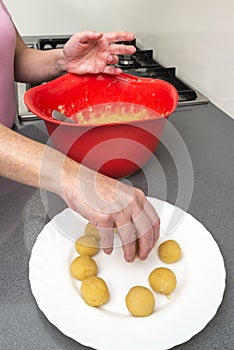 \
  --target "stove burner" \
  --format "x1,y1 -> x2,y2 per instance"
117,50 -> 162,70
118,54 -> 136,67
